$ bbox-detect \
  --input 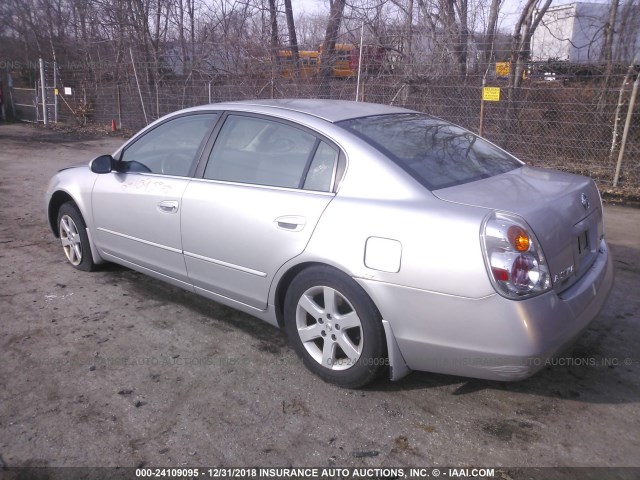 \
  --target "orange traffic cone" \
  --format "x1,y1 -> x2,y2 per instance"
111,119 -> 117,132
